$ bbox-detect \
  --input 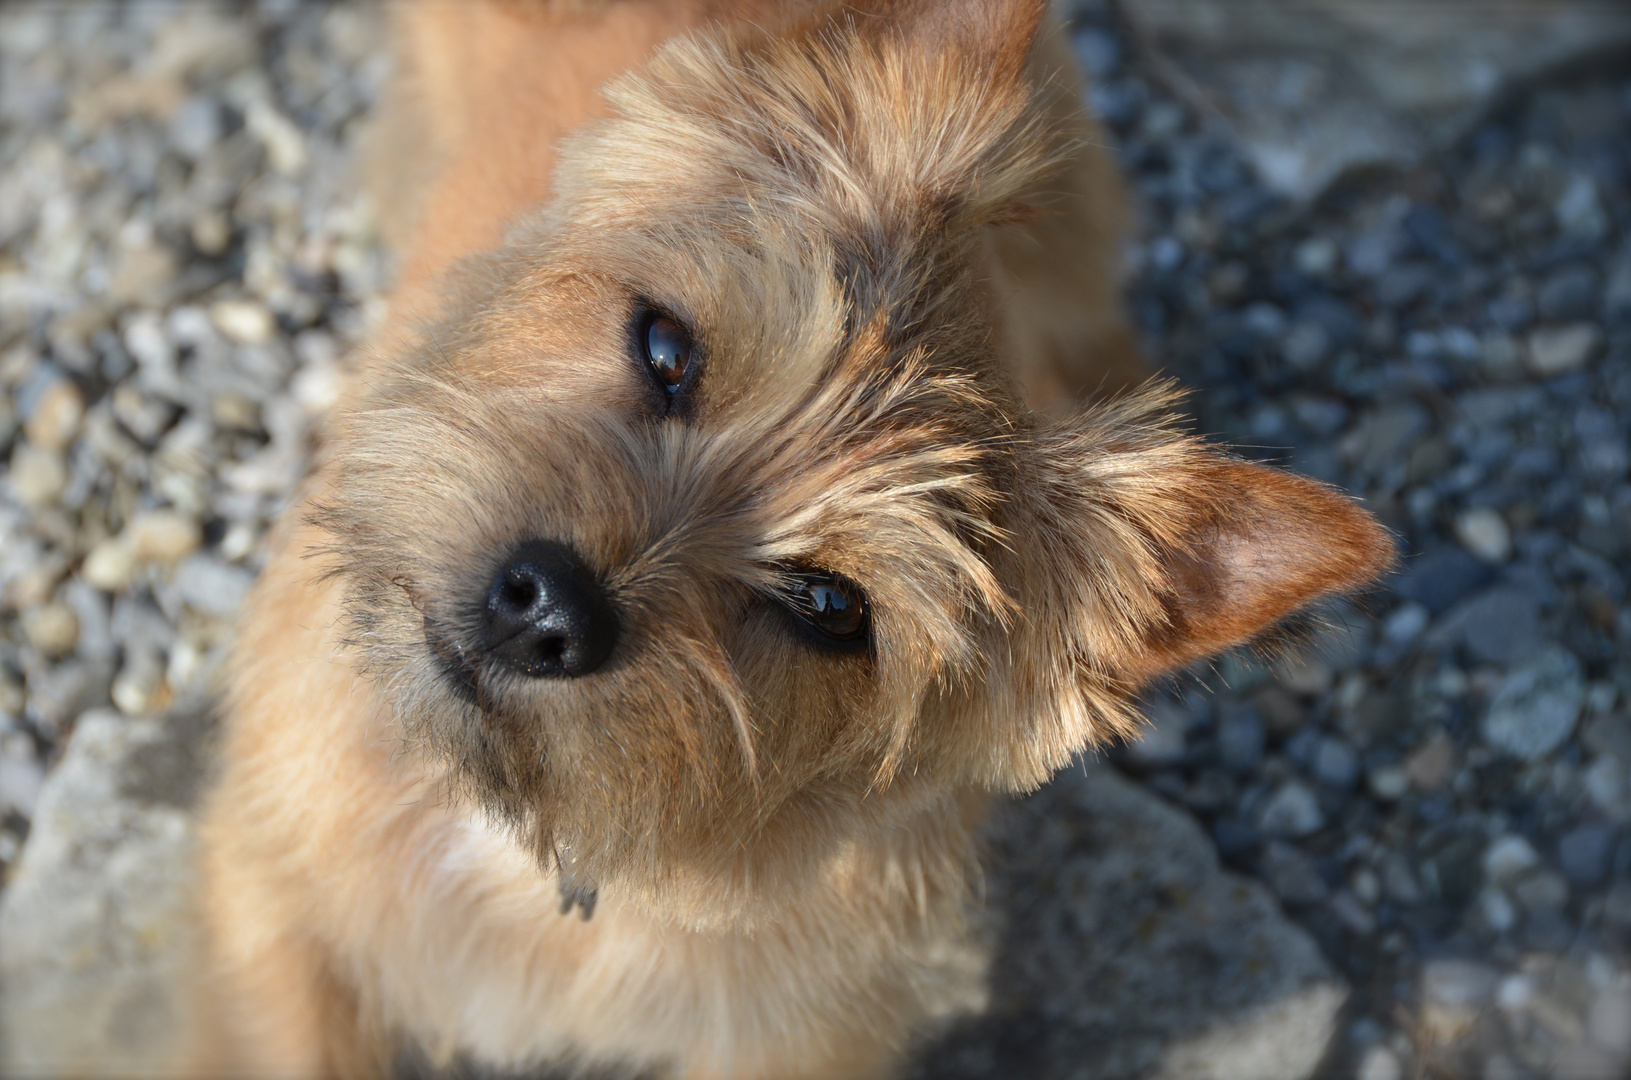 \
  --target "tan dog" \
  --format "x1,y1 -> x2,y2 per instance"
197,1 -> 1393,1077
